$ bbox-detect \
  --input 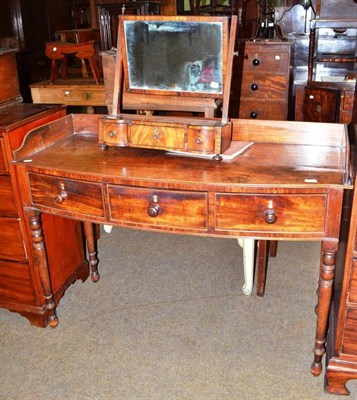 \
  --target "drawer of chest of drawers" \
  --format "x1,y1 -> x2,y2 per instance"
0,176 -> 17,216
0,218 -> 26,261
347,259 -> 357,303
29,173 -> 104,217
0,138 -> 7,172
215,194 -> 326,233
242,51 -> 290,74
0,259 -> 36,305
241,75 -> 288,100
108,186 -> 208,230
239,101 -> 287,120
341,308 -> 357,356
